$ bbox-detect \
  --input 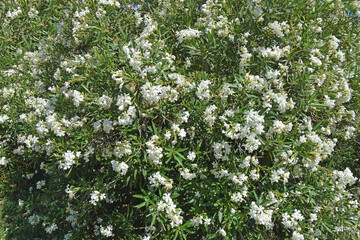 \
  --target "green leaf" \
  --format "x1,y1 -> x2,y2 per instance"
134,202 -> 146,209
309,103 -> 327,109
174,155 -> 184,167
133,194 -> 145,199
218,209 -> 223,223
150,213 -> 156,227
